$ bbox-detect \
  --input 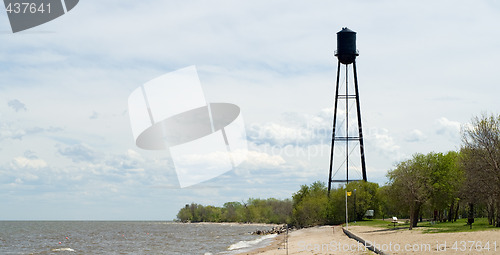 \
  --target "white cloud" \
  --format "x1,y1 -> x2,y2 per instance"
247,108 -> 333,147
436,117 -> 461,141
244,150 -> 286,168
126,149 -> 143,162
11,156 -> 47,169
366,128 -> 402,161
405,129 -> 427,142
371,129 -> 399,152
